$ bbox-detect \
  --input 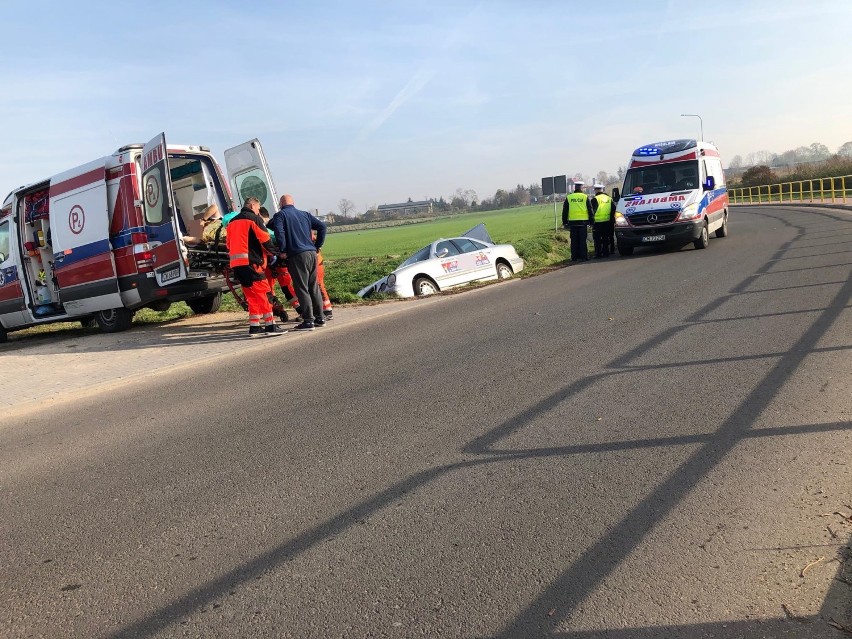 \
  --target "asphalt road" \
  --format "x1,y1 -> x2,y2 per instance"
2,205 -> 851,638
